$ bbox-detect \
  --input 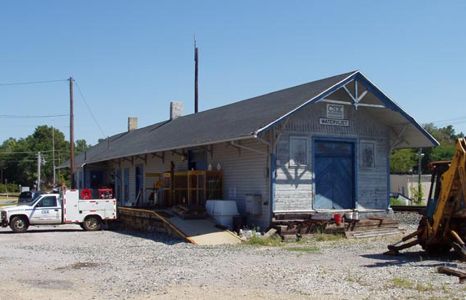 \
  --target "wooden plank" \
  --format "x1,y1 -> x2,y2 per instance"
438,266 -> 466,283
346,228 -> 403,239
